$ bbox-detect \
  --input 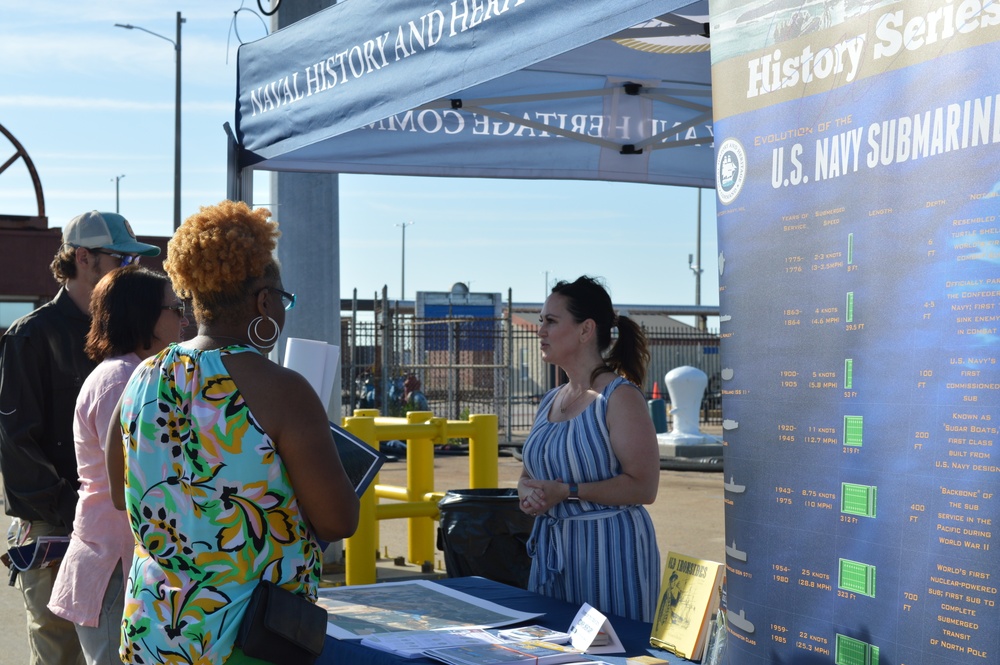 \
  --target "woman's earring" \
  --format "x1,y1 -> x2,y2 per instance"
248,315 -> 279,348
